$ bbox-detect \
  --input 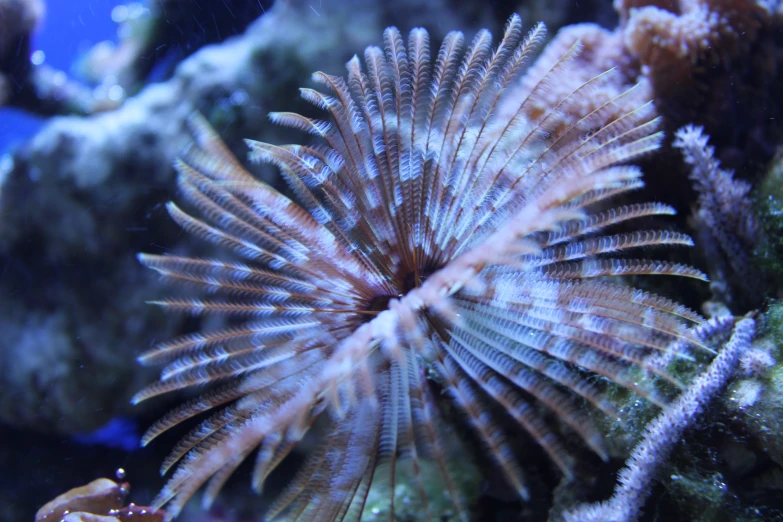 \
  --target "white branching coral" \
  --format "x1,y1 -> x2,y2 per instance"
135,14 -> 710,521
